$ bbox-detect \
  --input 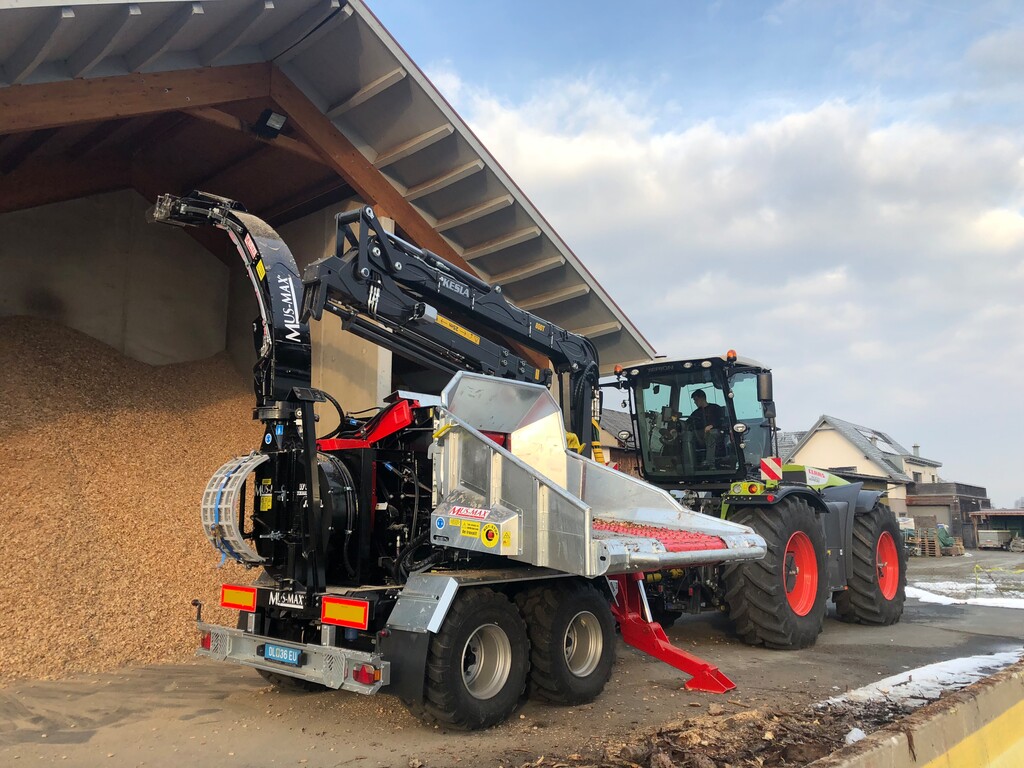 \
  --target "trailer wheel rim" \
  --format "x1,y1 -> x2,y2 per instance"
876,531 -> 899,600
461,623 -> 512,700
564,611 -> 603,678
783,531 -> 818,616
